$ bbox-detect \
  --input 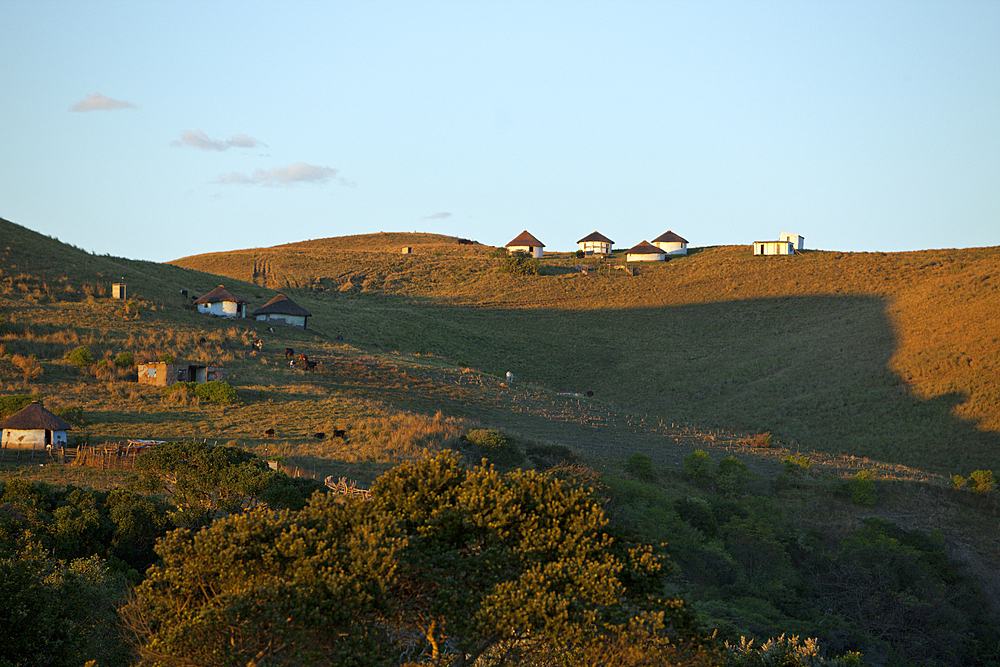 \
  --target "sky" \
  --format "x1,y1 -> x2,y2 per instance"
1,0 -> 998,263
